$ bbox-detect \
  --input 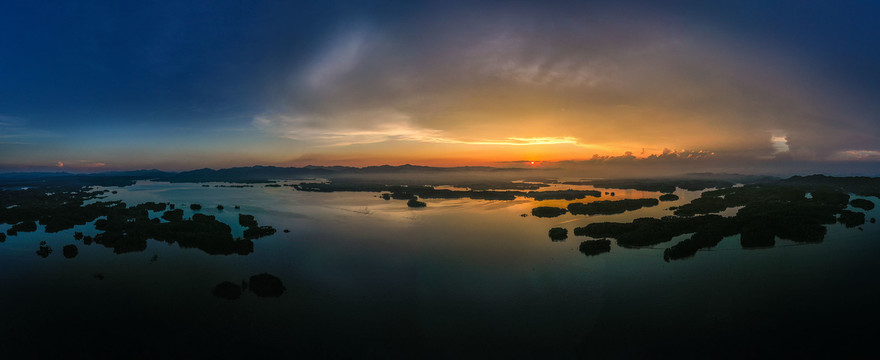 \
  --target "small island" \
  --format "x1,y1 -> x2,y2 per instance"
531,206 -> 567,218
0,186 -> 279,257
567,198 -> 659,216
579,239 -> 611,256
36,241 -> 52,258
659,193 -> 680,202
407,198 -> 427,208
548,227 -> 568,241
851,198 -> 875,211
63,244 -> 78,258
575,179 -> 873,261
